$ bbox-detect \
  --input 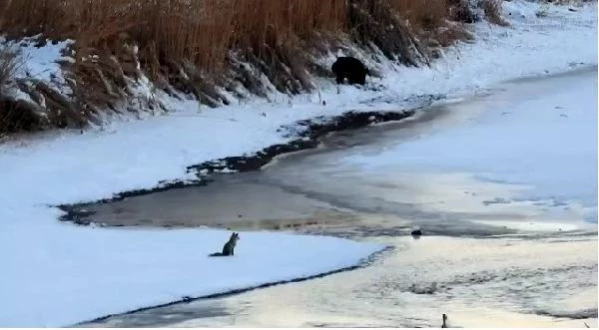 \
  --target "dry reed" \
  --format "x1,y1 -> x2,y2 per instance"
0,0 -> 474,134
0,0 -> 470,75
481,0 -> 509,26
